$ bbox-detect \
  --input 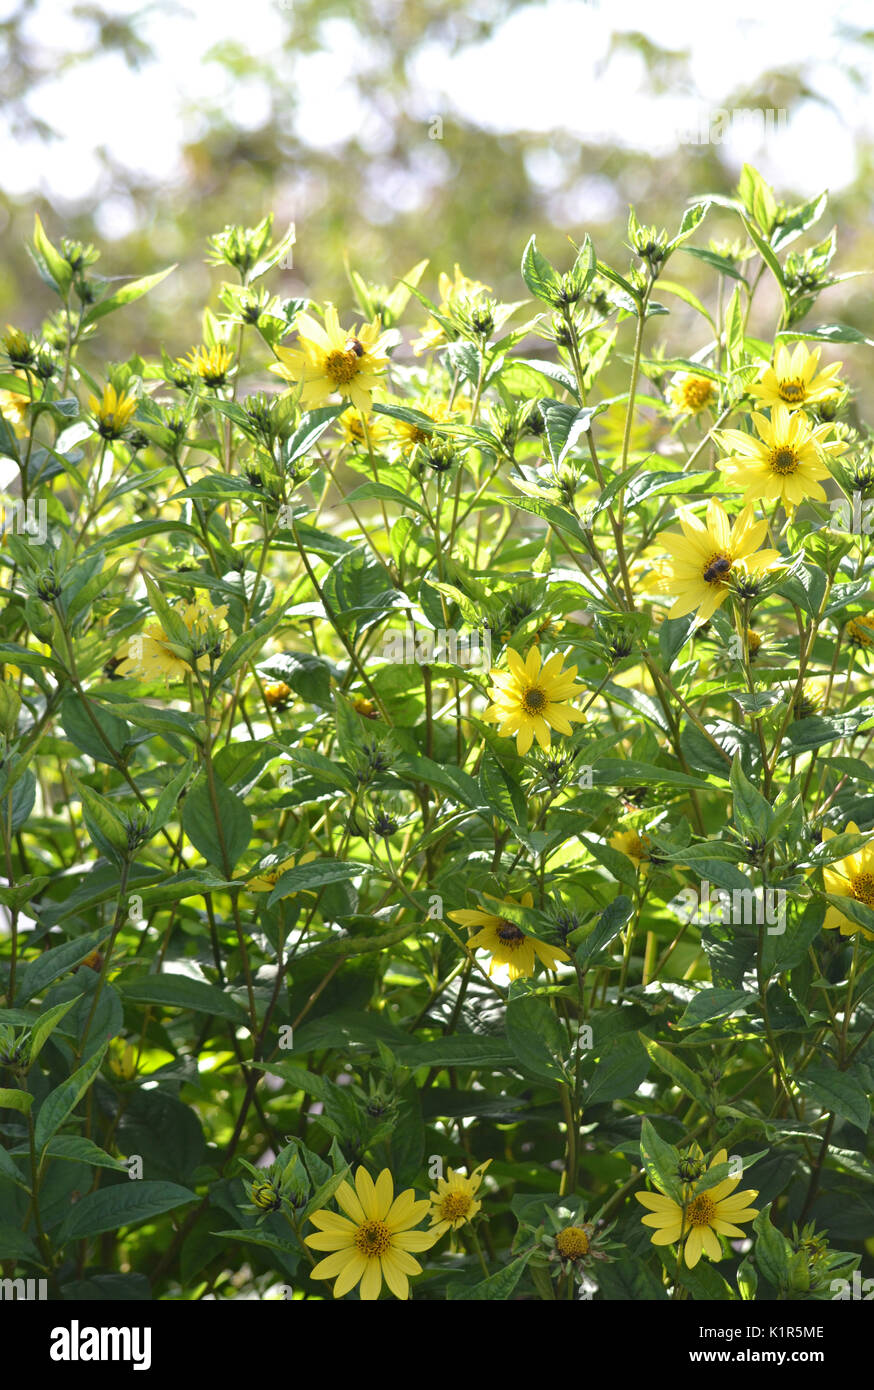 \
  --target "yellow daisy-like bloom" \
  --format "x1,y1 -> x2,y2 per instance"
714,403 -> 846,515
846,615 -> 874,649
115,598 -> 228,682
185,343 -> 234,387
792,677 -> 827,720
88,383 -> 139,440
305,1166 -> 437,1301
821,821 -> 874,940
635,1148 -> 759,1268
338,409 -> 387,449
412,266 -> 491,355
246,848 -> 318,896
390,398 -> 460,455
482,646 -> 587,756
0,386 -> 29,433
749,343 -> 843,410
108,1041 -> 138,1081
448,890 -> 570,980
428,1159 -> 491,1236
669,373 -> 716,415
610,827 -> 651,868
651,499 -> 781,623
555,1225 -> 591,1261
744,627 -> 762,659
271,305 -> 392,412
262,680 -> 293,710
